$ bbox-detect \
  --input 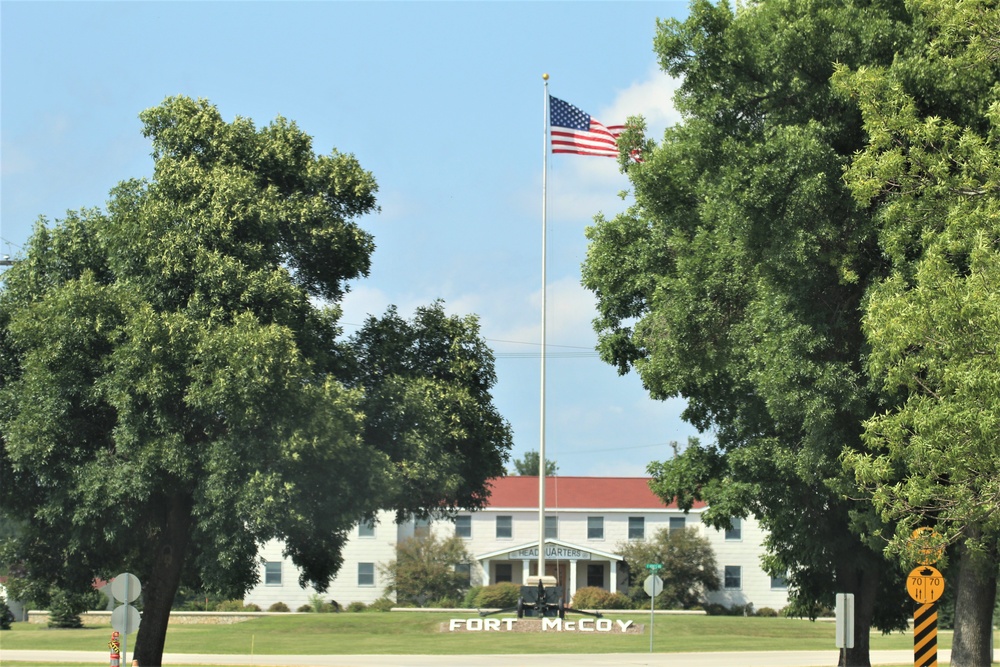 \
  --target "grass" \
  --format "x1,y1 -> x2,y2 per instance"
0,611 -> 978,656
